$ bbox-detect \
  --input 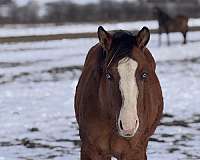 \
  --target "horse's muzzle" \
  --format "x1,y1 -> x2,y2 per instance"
117,119 -> 139,138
